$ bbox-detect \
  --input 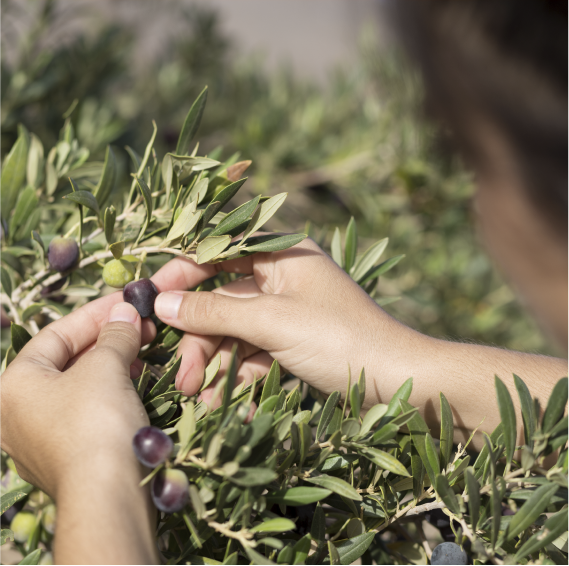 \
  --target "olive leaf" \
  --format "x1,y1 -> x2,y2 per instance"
26,133 -> 44,189
439,392 -> 454,471
542,377 -> 568,433
513,374 -> 536,446
304,473 -> 361,501
64,185 -> 99,215
208,195 -> 260,239
108,241 -> 125,260
200,353 -> 222,392
135,176 -> 153,226
11,322 -> 32,354
196,235 -> 231,264
94,145 -> 116,207
1,485 -> 33,514
1,266 -> 13,297
1,125 -> 29,222
241,233 -> 307,254
241,193 -> 287,243
495,375 -> 517,466
10,186 -> 38,240
351,237 -> 388,281
104,206 -> 116,245
344,216 -> 357,273
331,226 -> 343,268
176,86 -> 208,156
265,487 -> 331,506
